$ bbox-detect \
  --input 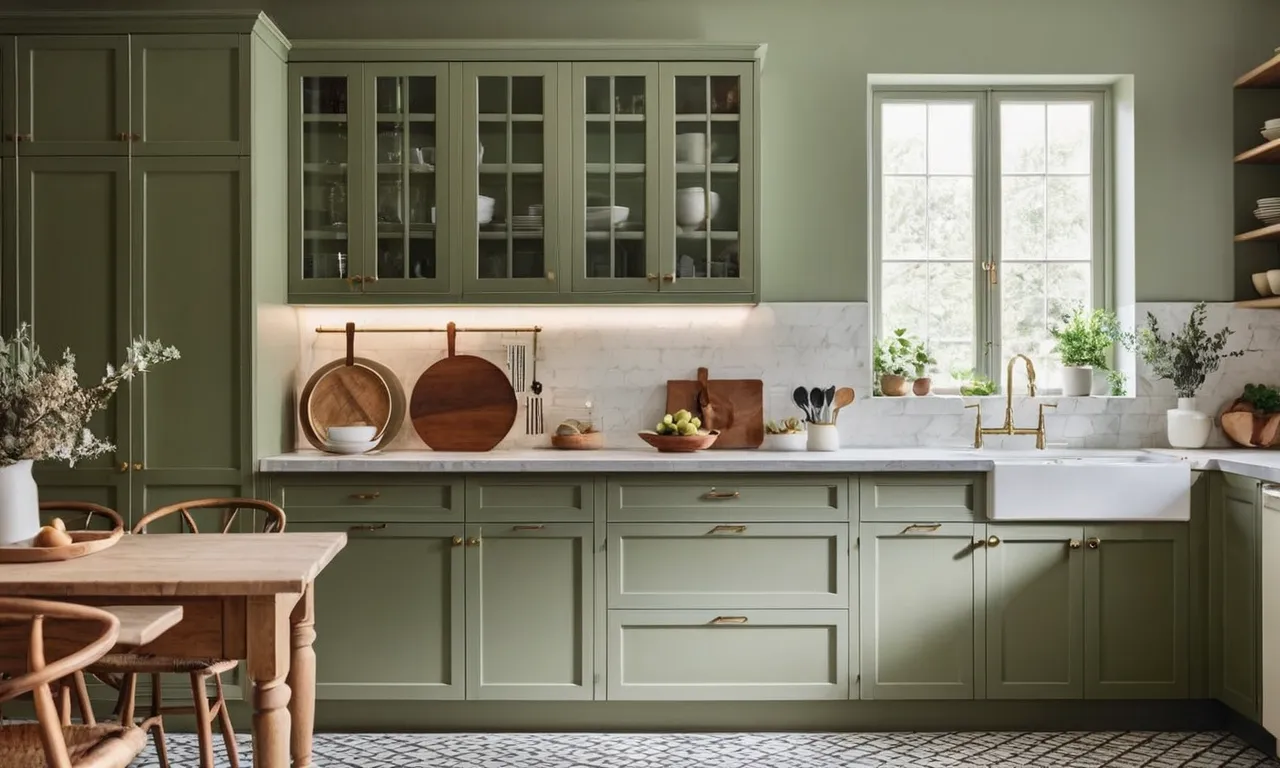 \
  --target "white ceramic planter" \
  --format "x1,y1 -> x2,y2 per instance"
762,432 -> 807,452
807,423 -> 840,452
1167,397 -> 1213,449
1061,366 -> 1093,397
0,460 -> 40,545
